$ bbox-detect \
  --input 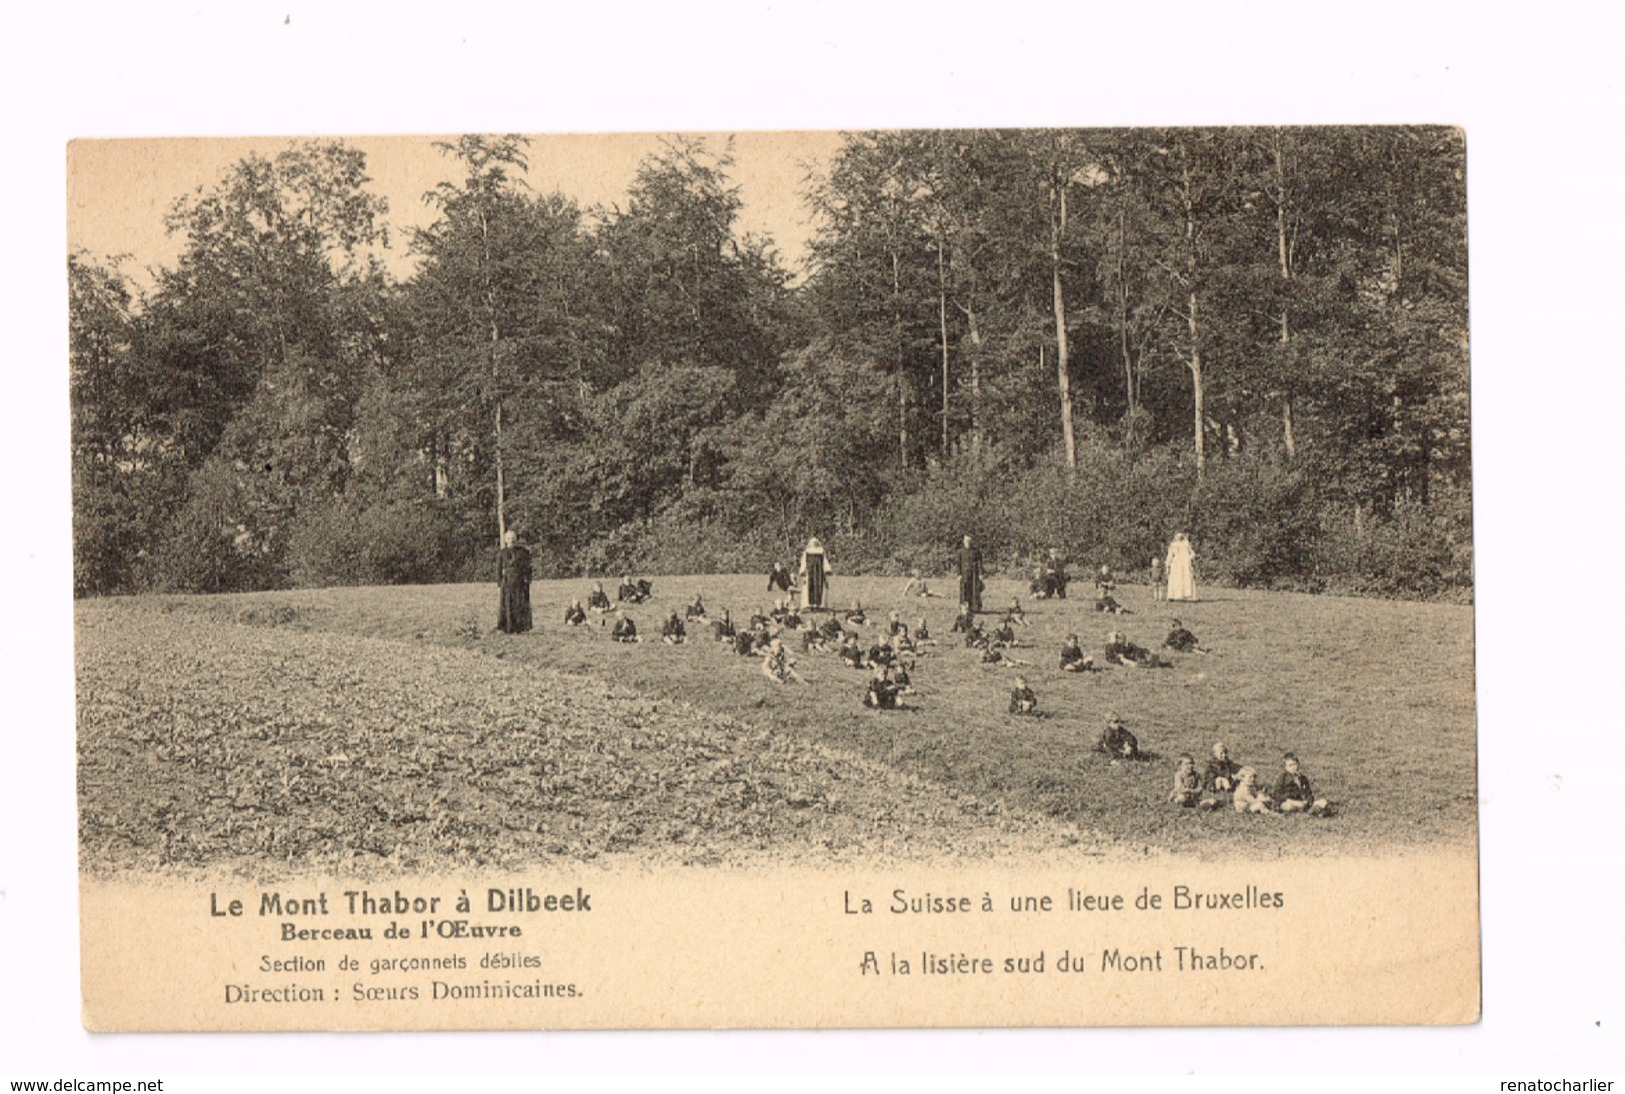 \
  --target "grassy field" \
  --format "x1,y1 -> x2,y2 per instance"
76,574 -> 1476,873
